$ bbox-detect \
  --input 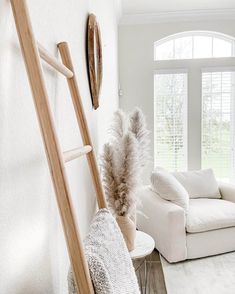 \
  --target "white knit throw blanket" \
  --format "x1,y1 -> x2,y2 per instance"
68,209 -> 140,294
